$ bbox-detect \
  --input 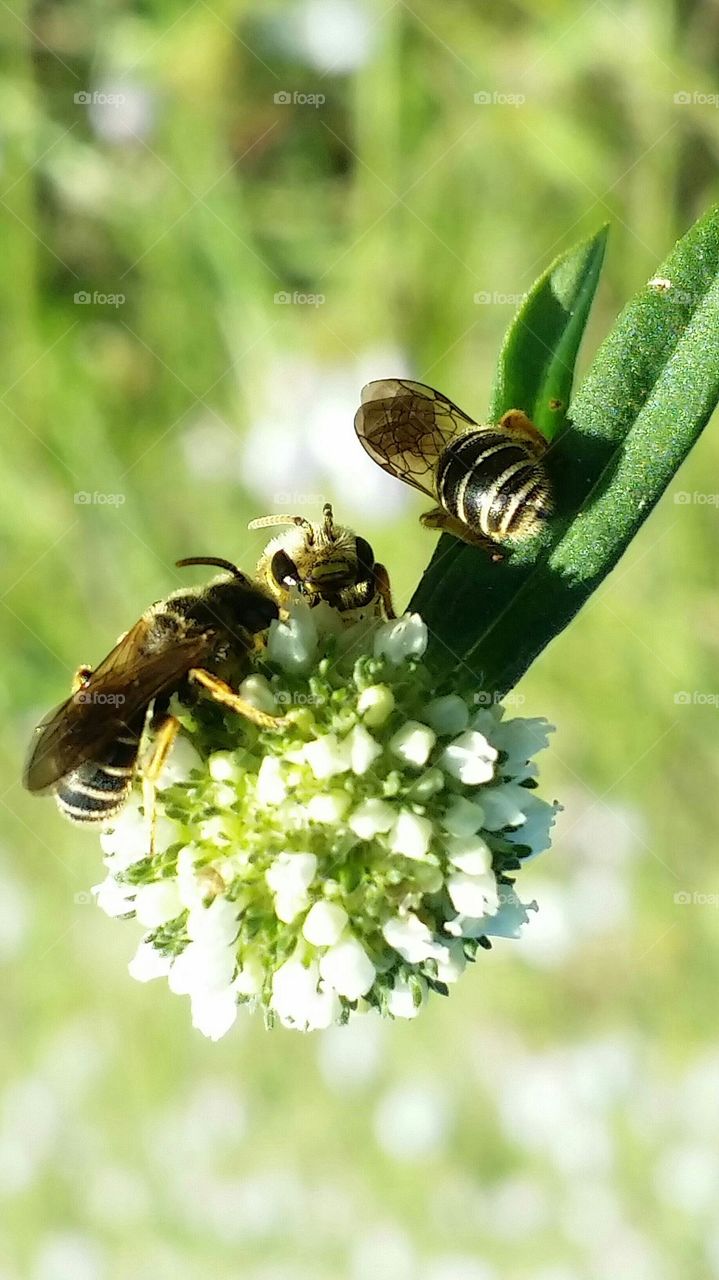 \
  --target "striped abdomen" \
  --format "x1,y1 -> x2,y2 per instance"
436,430 -> 552,540
55,729 -> 141,825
